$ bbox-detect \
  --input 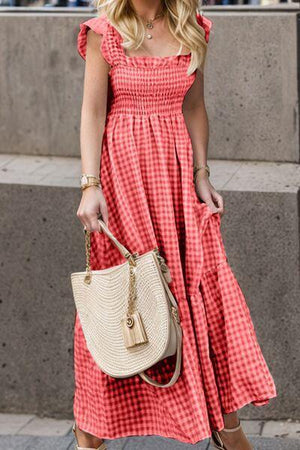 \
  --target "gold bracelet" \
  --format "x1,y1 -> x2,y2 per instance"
193,164 -> 210,179
81,181 -> 102,191
81,173 -> 100,180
